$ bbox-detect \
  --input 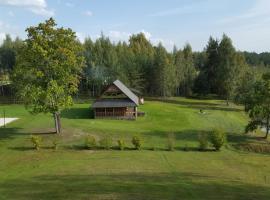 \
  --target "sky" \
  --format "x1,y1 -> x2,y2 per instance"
0,0 -> 269,52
